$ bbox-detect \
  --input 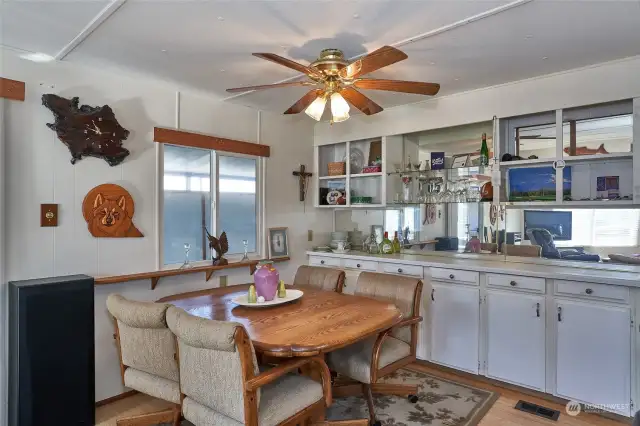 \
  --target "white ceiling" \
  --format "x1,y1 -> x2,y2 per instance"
3,0 -> 640,115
